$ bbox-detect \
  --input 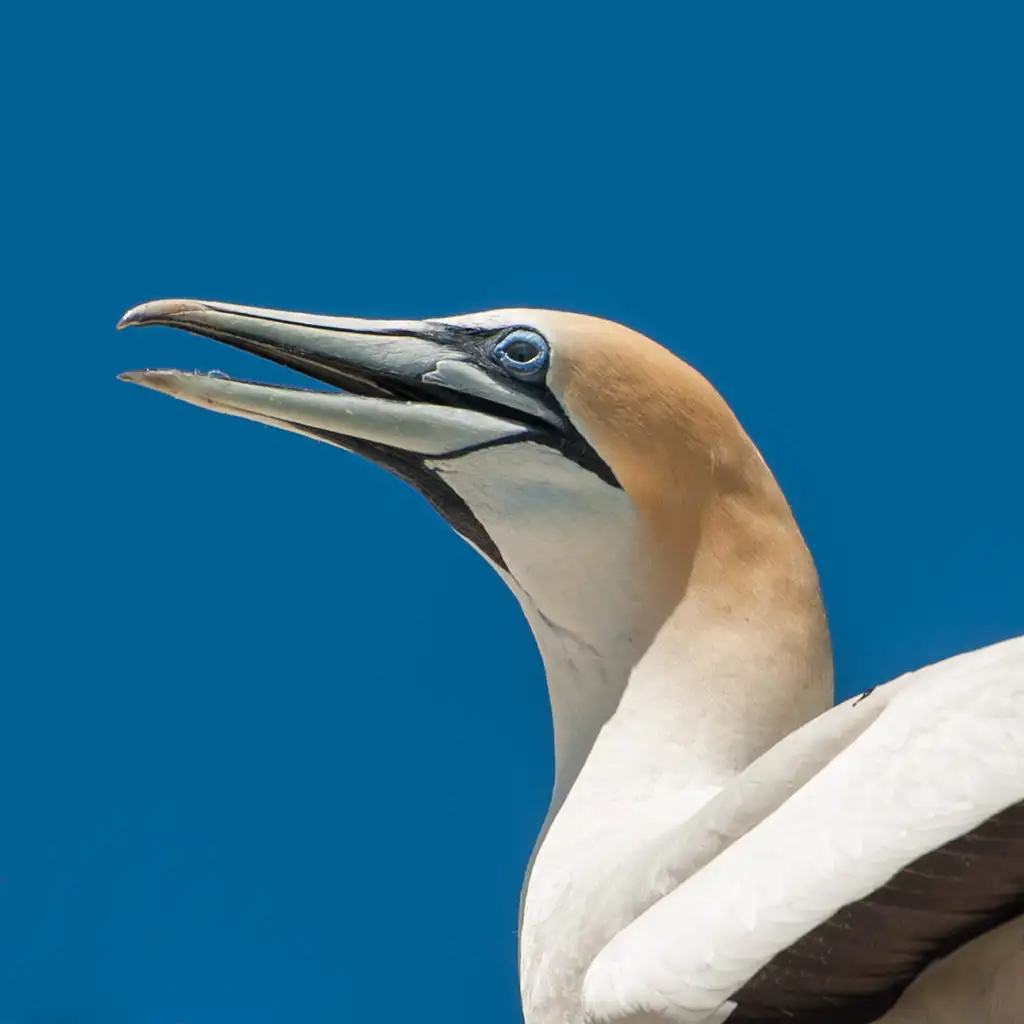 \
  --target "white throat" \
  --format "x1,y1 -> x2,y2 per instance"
432,440 -> 664,808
